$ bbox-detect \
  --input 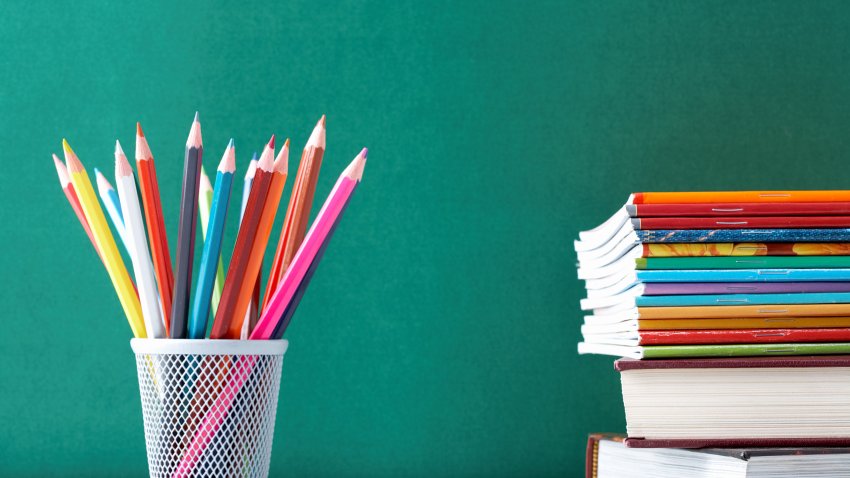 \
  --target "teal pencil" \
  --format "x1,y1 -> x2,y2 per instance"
95,167 -> 132,255
199,166 -> 226,315
188,140 -> 236,339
